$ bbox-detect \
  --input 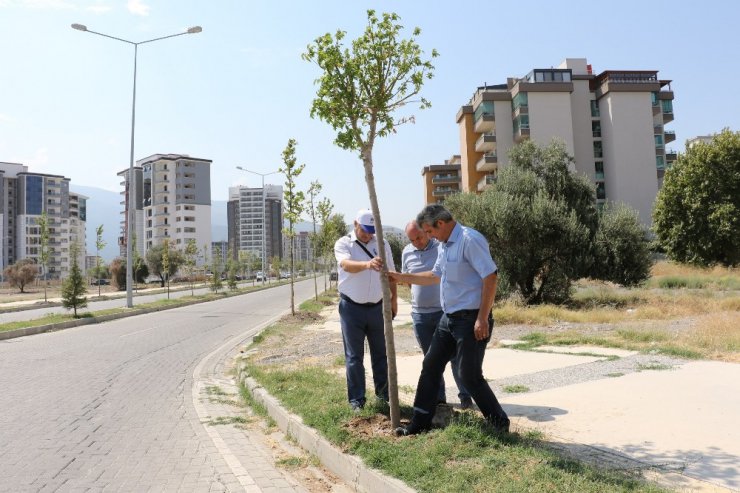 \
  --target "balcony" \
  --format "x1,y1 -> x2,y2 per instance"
432,187 -> 458,197
431,175 -> 460,184
664,130 -> 676,143
514,126 -> 530,142
475,152 -> 498,172
666,150 -> 678,162
475,133 -> 496,153
477,173 -> 497,192
474,113 -> 495,133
